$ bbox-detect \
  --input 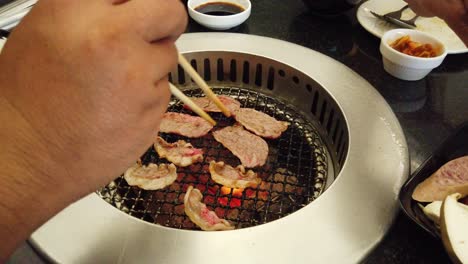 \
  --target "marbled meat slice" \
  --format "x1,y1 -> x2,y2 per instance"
155,137 -> 204,167
212,125 -> 268,168
209,161 -> 261,188
184,186 -> 234,231
412,156 -> 468,202
159,112 -> 213,138
184,95 -> 241,113
234,108 -> 289,139
124,162 -> 177,190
